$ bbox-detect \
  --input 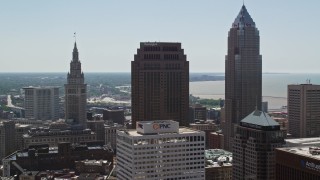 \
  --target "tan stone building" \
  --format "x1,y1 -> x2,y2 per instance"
288,84 -> 320,138
65,42 -> 87,128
